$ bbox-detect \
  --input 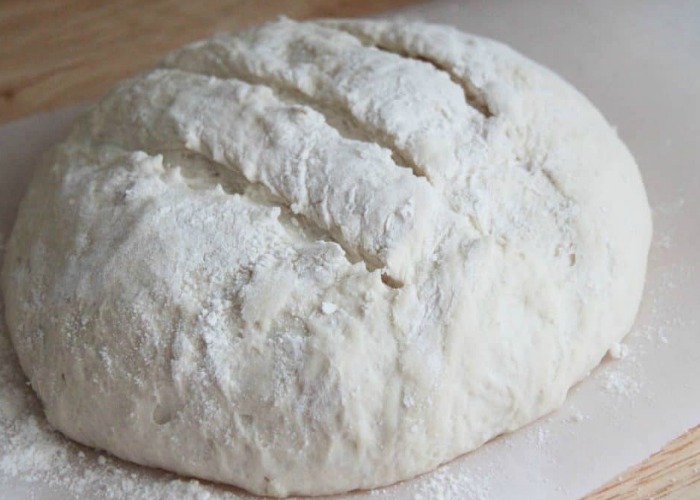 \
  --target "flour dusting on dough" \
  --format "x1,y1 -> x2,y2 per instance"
1,18 -> 652,498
